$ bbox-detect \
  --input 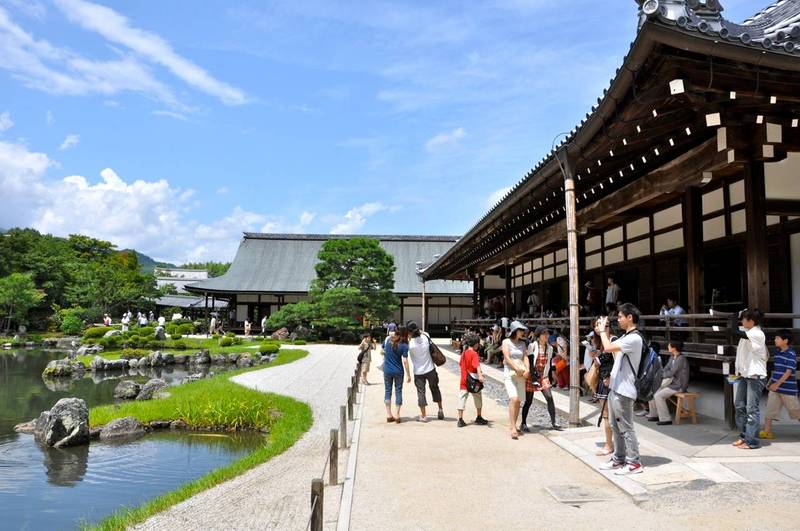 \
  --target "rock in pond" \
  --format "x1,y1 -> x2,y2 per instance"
210,354 -> 227,365
190,351 -> 210,365
99,417 -> 145,440
149,420 -> 171,430
136,378 -> 168,401
227,352 -> 241,364
105,359 -> 129,371
169,419 -> 188,430
34,398 -> 90,448
173,354 -> 189,365
128,358 -> 139,368
162,353 -> 175,365
76,344 -> 103,357
237,354 -> 254,367
42,359 -> 84,378
113,380 -> 141,399
90,355 -> 106,371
